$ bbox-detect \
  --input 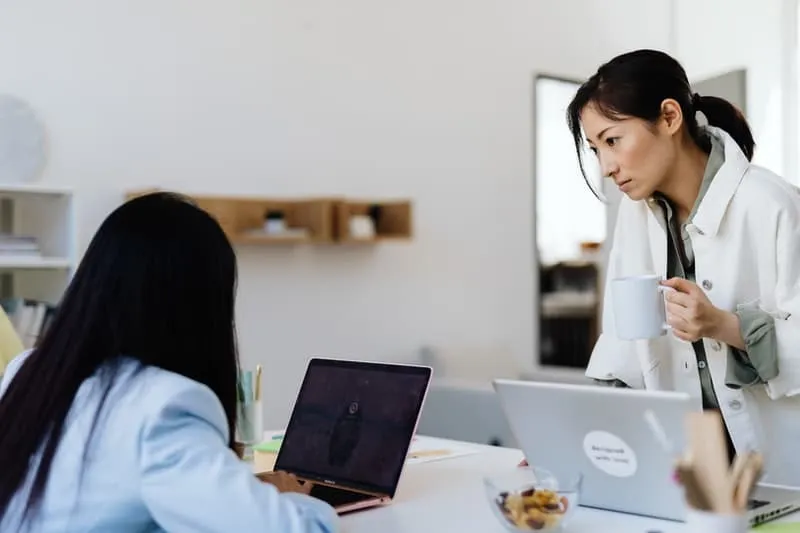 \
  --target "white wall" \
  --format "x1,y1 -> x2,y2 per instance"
675,0 -> 798,181
0,0 -> 673,426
